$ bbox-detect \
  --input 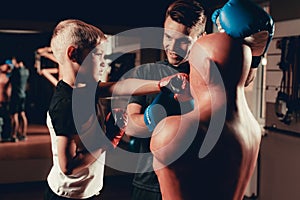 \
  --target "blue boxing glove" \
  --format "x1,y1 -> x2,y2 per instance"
144,92 -> 194,132
212,0 -> 275,67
